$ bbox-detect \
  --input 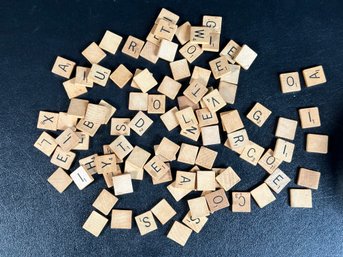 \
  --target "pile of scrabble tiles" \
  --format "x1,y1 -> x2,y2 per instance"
34,8 -> 329,246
